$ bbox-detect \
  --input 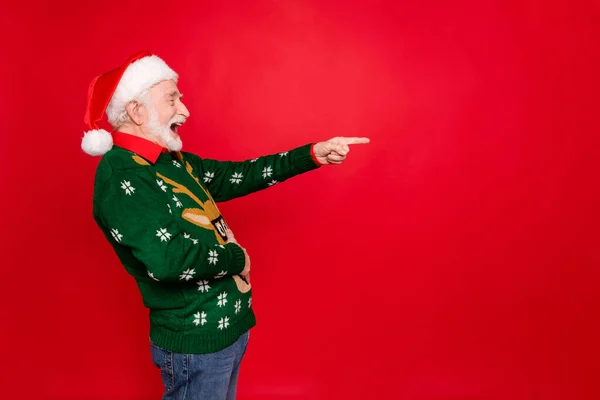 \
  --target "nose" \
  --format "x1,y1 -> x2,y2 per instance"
179,101 -> 190,119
